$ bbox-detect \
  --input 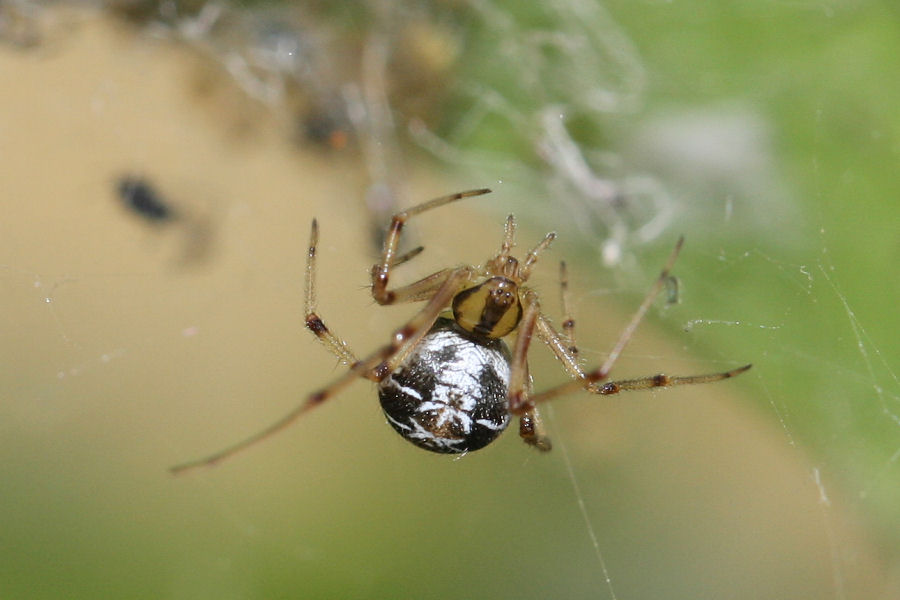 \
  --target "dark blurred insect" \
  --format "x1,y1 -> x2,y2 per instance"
116,176 -> 177,223
301,108 -> 350,150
